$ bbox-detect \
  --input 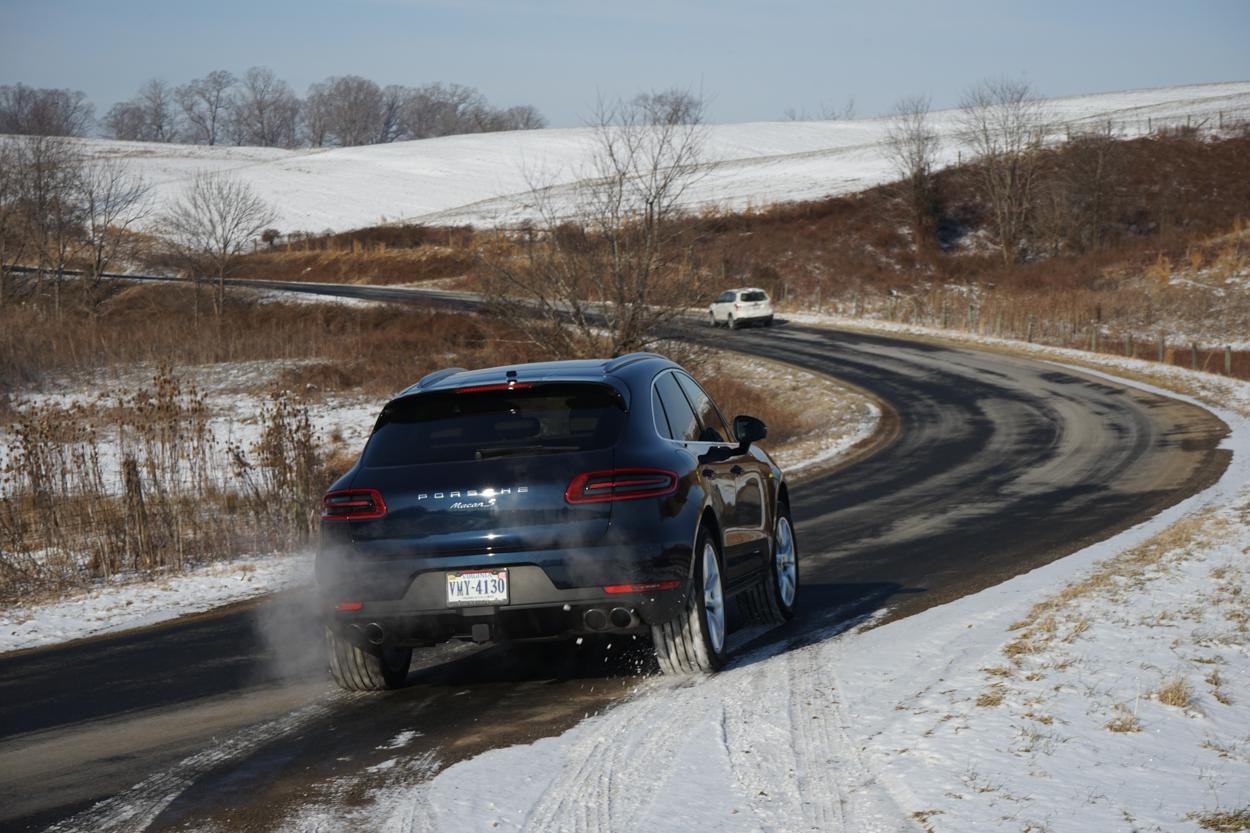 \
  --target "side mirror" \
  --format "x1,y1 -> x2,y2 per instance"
733,415 -> 767,450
